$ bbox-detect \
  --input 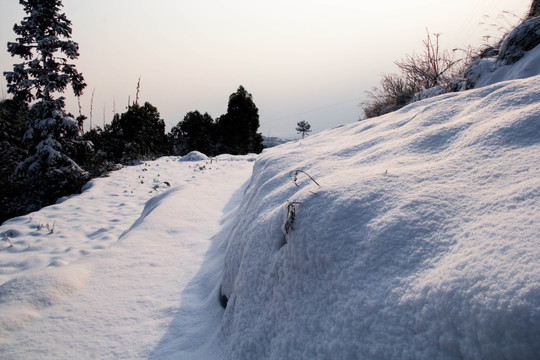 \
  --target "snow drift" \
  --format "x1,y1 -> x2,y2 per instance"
219,76 -> 540,359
